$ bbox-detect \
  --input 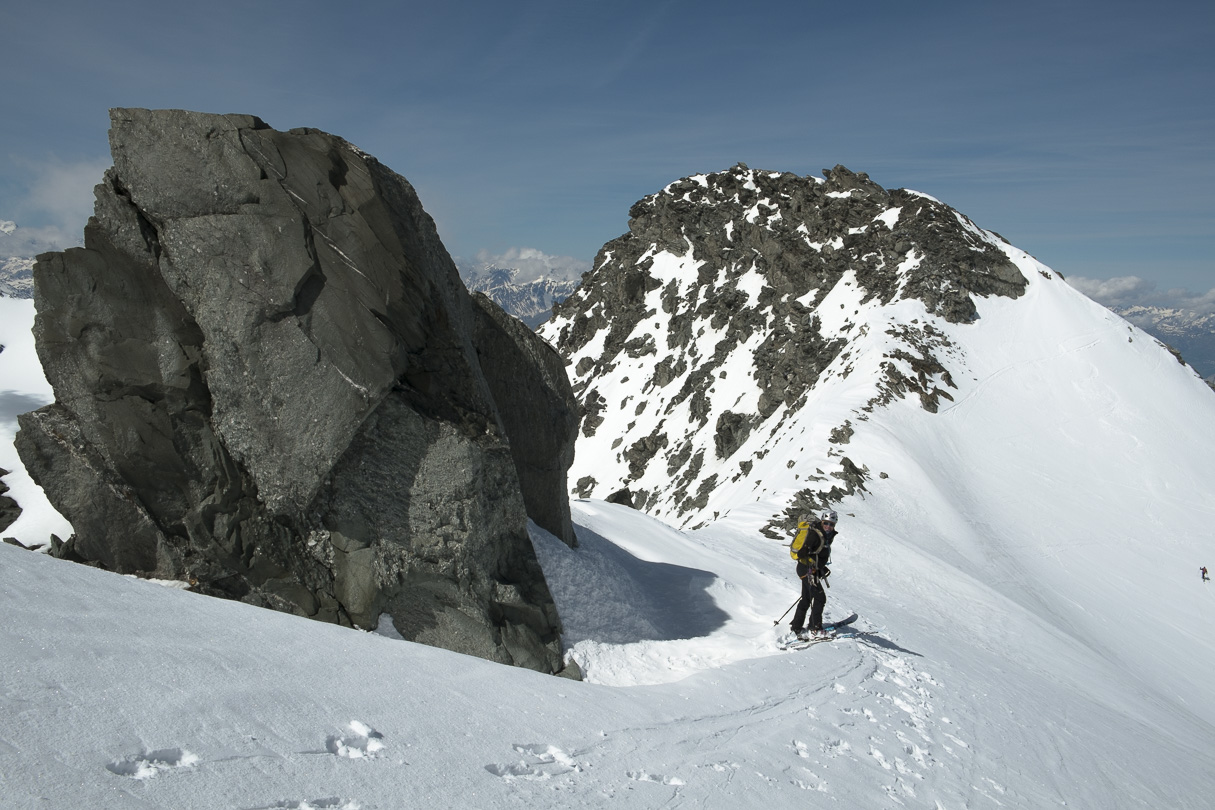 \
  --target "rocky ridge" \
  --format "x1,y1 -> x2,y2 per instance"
540,164 -> 1031,534
16,109 -> 578,675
